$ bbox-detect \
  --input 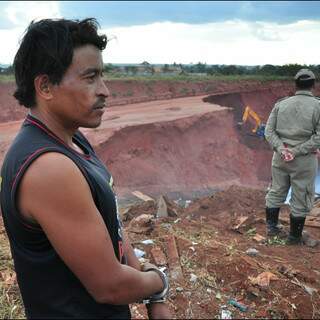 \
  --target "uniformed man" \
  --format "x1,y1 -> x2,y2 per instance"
264,68 -> 320,246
